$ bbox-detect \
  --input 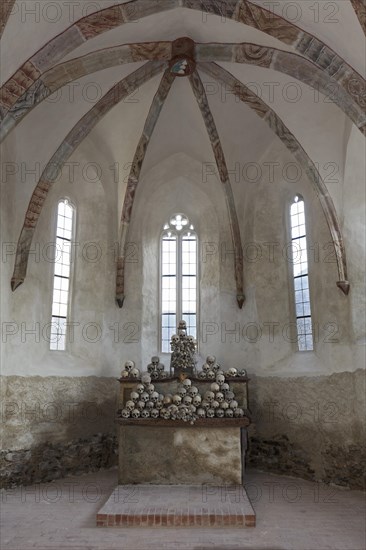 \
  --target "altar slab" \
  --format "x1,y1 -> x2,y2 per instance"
118,425 -> 245,485
97,484 -> 256,527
